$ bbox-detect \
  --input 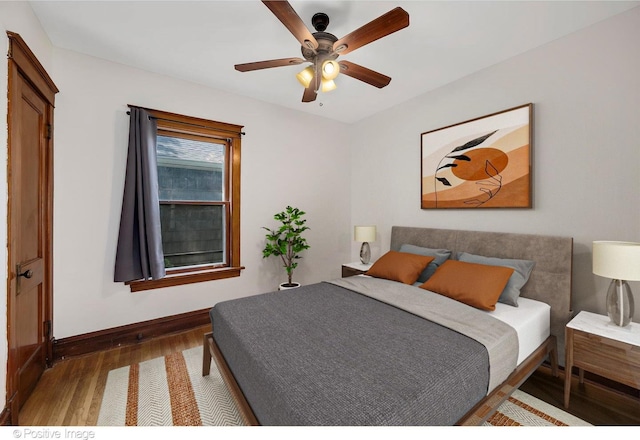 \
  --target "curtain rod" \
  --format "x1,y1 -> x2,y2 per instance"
126,111 -> 245,136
